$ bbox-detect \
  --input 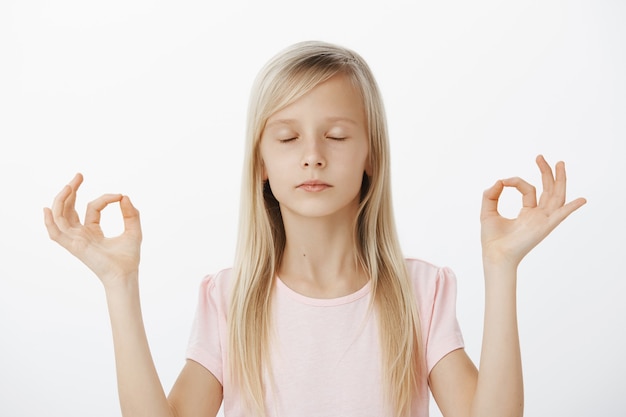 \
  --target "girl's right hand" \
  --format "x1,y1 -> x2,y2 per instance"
44,173 -> 142,289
